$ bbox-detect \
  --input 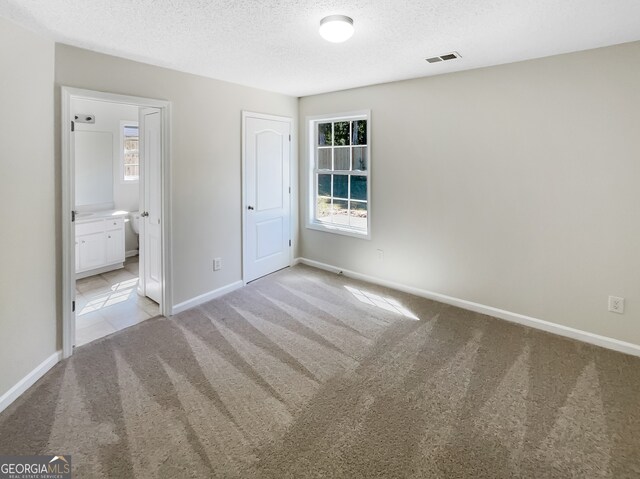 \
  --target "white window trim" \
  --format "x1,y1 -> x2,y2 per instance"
306,110 -> 371,240
120,120 -> 139,183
